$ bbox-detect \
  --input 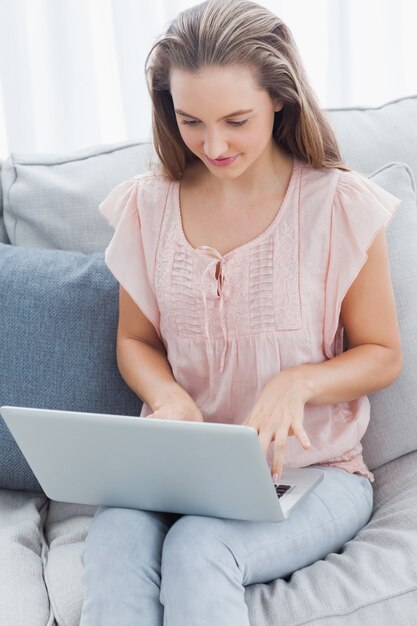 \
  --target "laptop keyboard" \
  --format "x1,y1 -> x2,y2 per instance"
274,483 -> 291,498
